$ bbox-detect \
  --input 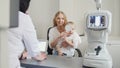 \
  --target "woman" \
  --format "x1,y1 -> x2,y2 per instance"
55,21 -> 81,56
49,11 -> 68,55
8,0 -> 46,68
